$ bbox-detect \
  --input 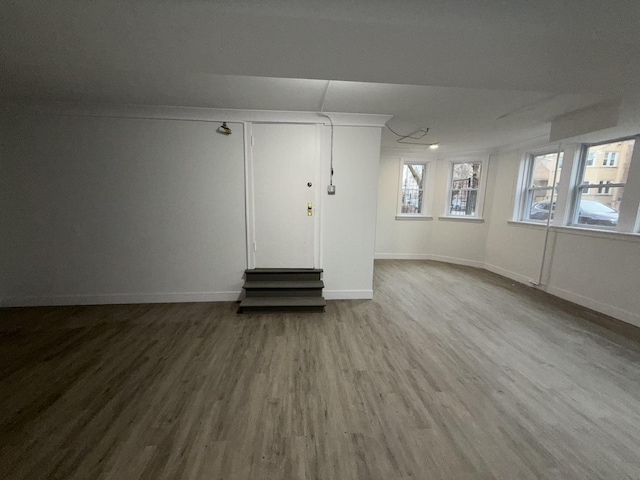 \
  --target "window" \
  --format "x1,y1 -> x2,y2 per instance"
398,161 -> 426,215
572,138 -> 635,228
448,161 -> 482,216
522,151 -> 563,222
603,151 -> 618,167
586,151 -> 596,167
